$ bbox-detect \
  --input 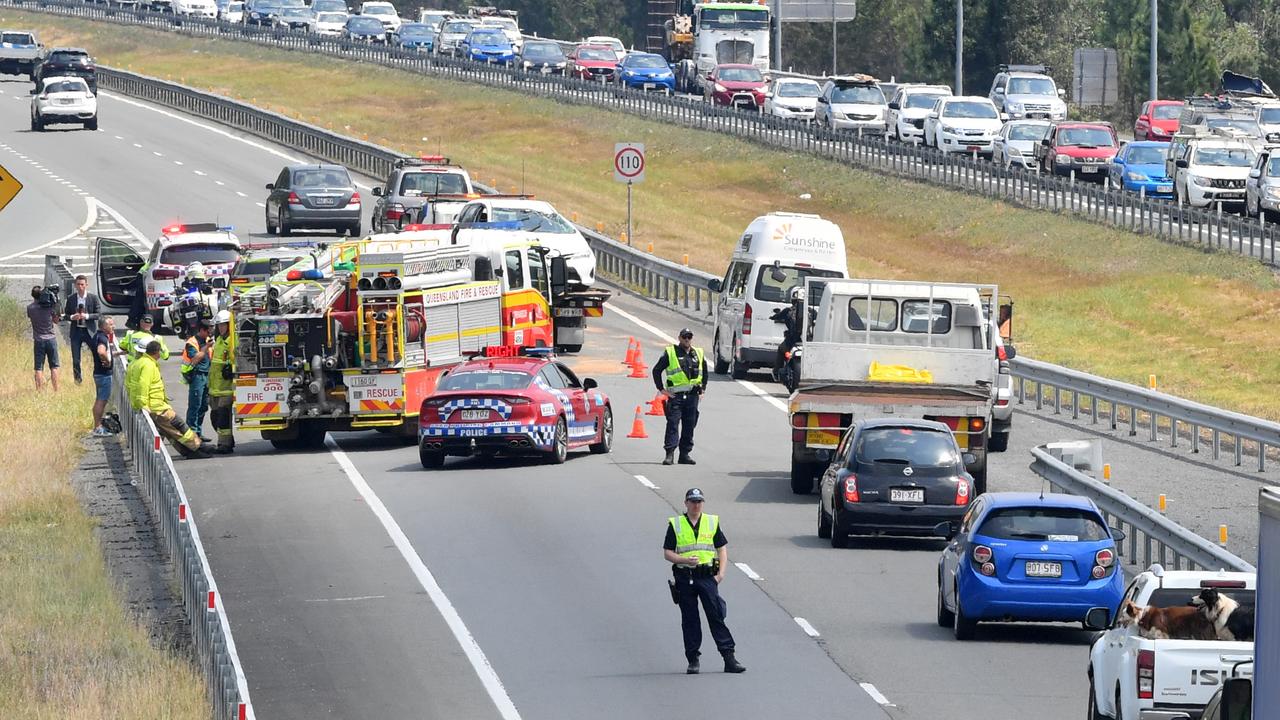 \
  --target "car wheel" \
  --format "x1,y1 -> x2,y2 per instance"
1086,673 -> 1112,720
85,115 -> 98,131
712,332 -> 730,375
936,572 -> 955,627
31,114 -> 42,132
347,221 -> 362,237
588,406 -> 613,454
729,341 -> 748,380
988,431 -> 1010,453
830,505 -> 849,548
952,582 -> 977,640
546,417 -> 568,464
277,207 -> 291,236
1114,688 -> 1124,720
419,442 -> 445,469
817,499 -> 832,539
559,343 -> 583,353
265,207 -> 277,235
790,456 -> 816,495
